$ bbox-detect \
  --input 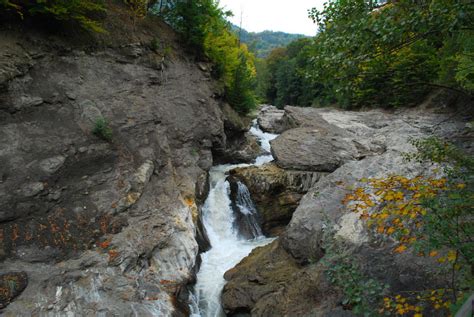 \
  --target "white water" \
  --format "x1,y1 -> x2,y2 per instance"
190,120 -> 278,317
